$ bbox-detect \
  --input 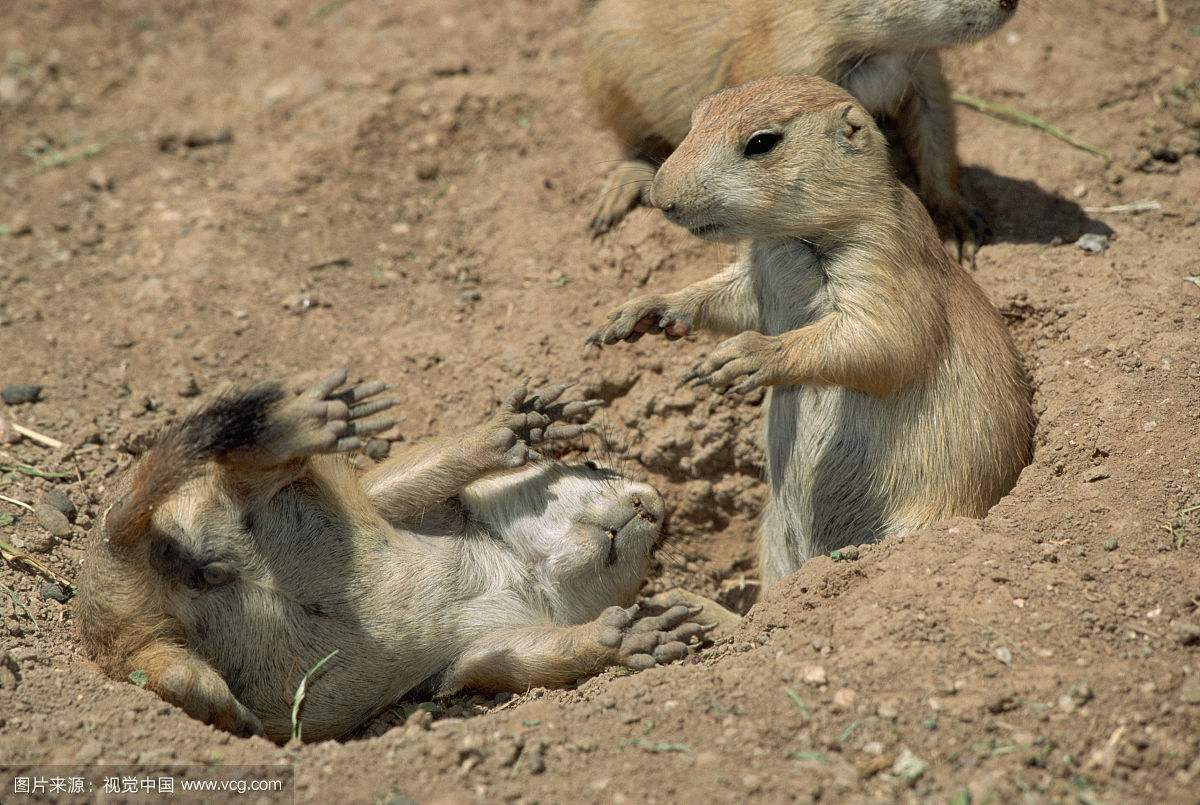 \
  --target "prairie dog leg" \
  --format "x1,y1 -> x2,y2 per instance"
758,499 -> 806,590
438,605 -> 708,694
641,588 -> 743,640
897,52 -> 986,266
588,254 -> 760,346
362,382 -> 602,523
130,641 -> 263,738
589,157 -> 658,235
